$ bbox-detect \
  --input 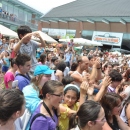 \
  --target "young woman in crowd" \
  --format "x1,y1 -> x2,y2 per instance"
59,84 -> 80,130
30,80 -> 64,130
68,62 -> 78,76
22,65 -> 54,130
1,50 -> 10,74
100,92 -> 130,130
23,65 -> 53,114
38,54 -> 47,65
69,100 -> 106,130
45,53 -> 52,67
0,89 -> 25,130
4,58 -> 18,89
54,62 -> 66,82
